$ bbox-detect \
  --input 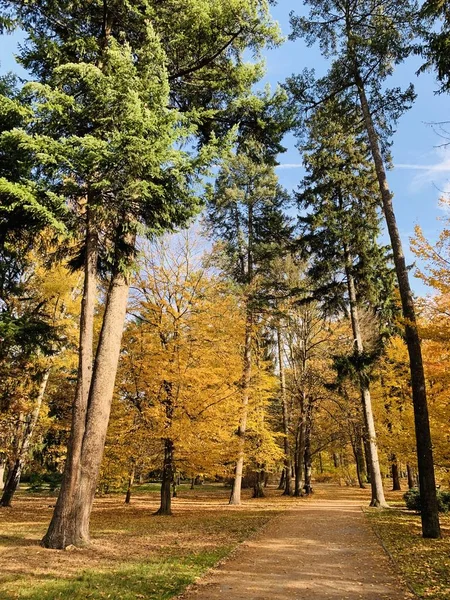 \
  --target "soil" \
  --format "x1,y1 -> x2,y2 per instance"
178,486 -> 414,600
